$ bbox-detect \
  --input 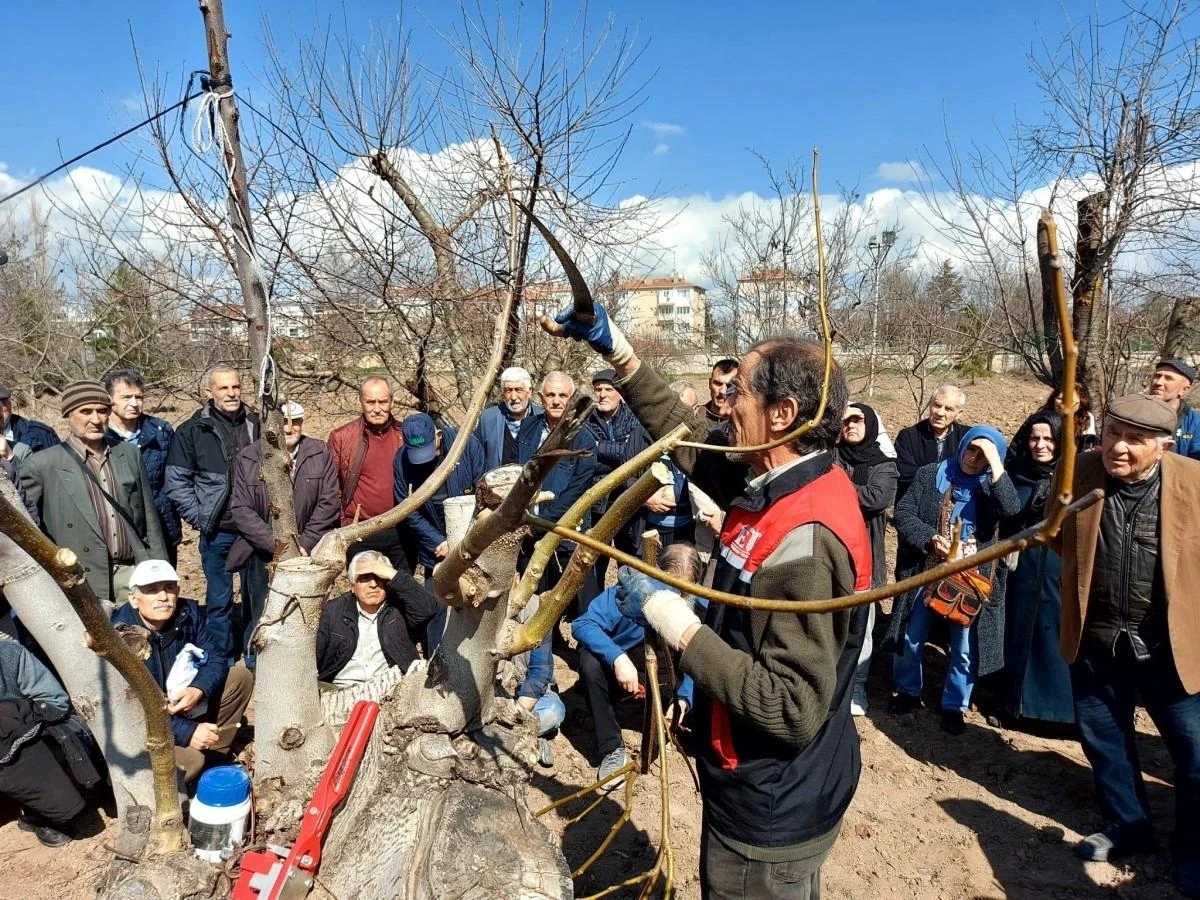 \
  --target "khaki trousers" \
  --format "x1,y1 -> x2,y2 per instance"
175,663 -> 254,783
